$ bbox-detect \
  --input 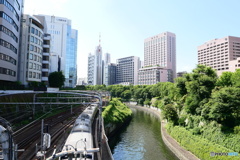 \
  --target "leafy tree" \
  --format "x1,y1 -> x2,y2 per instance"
231,69 -> 240,87
216,71 -> 233,87
184,65 -> 217,115
162,104 -> 178,125
144,98 -> 151,107
121,90 -> 132,101
207,87 -> 240,127
48,71 -> 65,88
